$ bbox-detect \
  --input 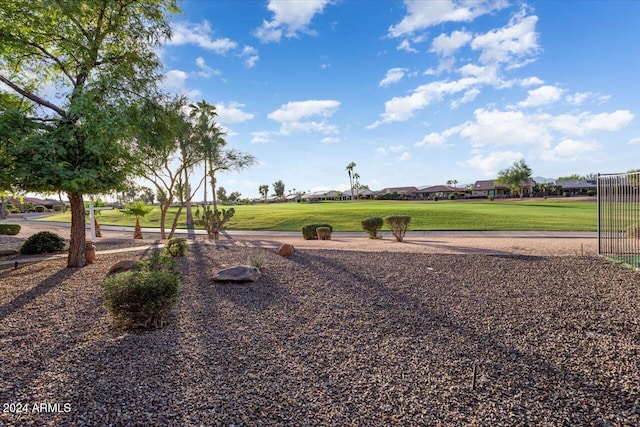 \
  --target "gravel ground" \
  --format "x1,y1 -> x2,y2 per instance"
1,243 -> 639,426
